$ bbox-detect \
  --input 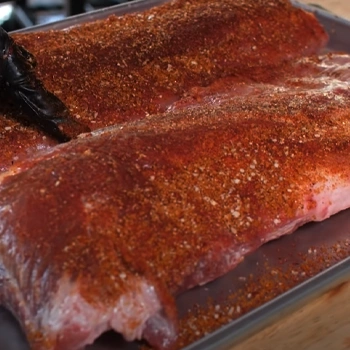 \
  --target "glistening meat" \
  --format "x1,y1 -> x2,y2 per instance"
0,0 -> 347,350
0,0 -> 326,171
1,51 -> 350,349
